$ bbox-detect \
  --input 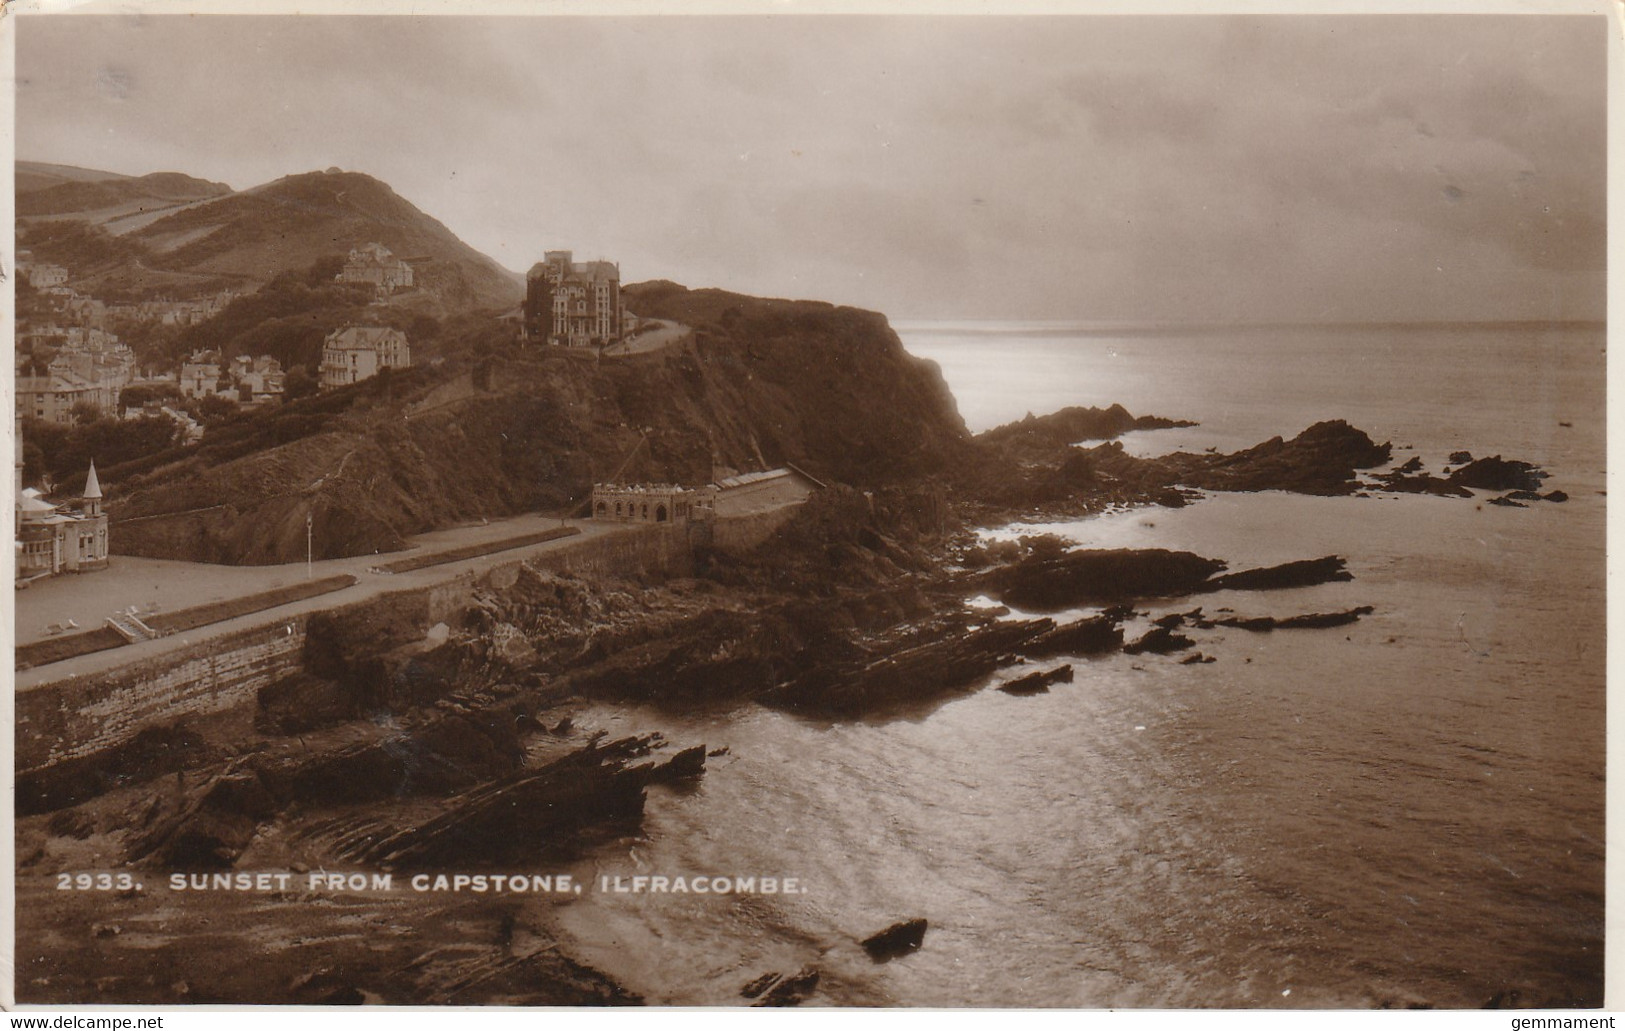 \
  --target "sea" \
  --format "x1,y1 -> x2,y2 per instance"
557,321 -> 1607,1008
